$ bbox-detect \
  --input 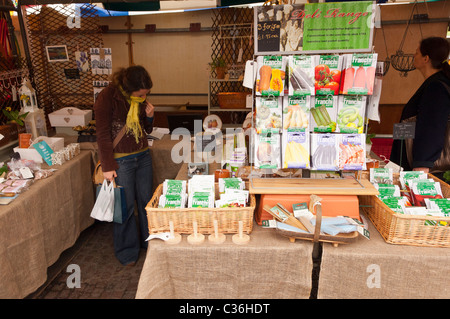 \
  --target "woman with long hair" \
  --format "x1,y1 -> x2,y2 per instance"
94,65 -> 154,266
390,37 -> 450,181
